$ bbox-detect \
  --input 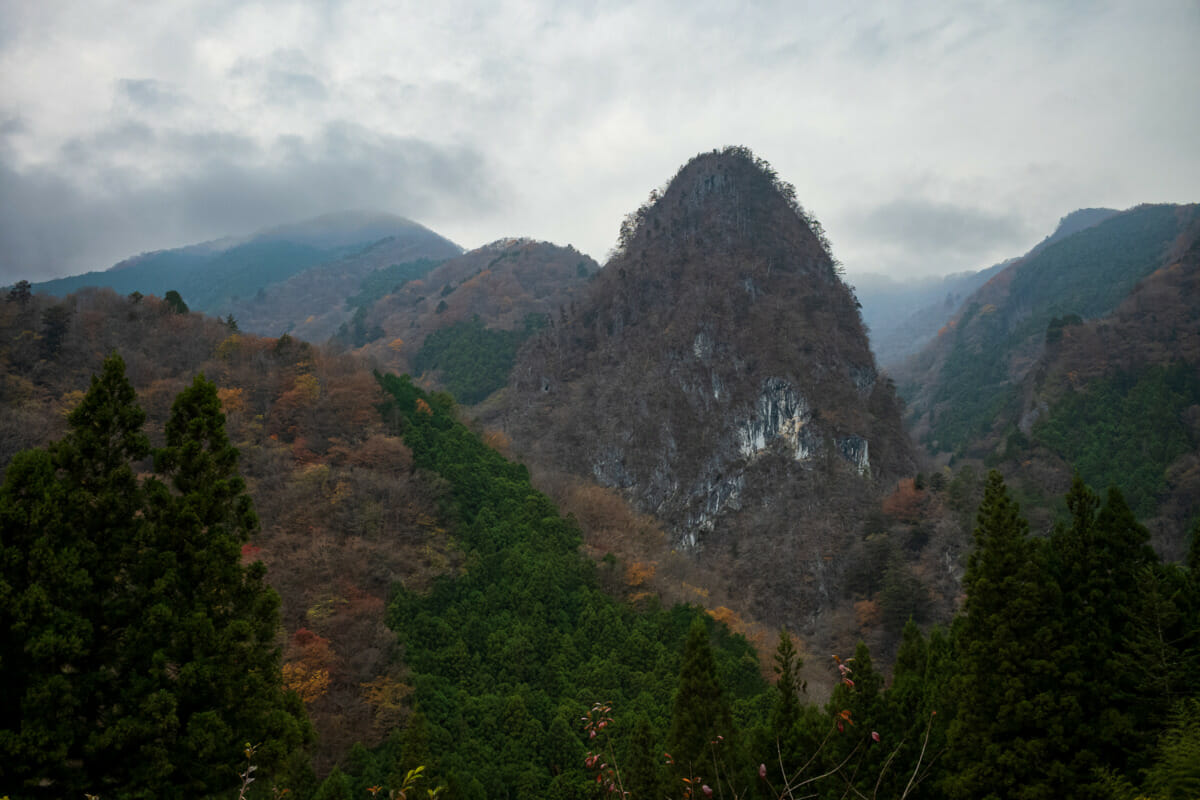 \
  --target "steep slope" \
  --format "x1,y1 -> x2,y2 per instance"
343,239 -> 597,397
898,203 -> 1200,457
995,217 -> 1200,552
31,212 -> 460,319
497,147 -> 916,631
855,260 -> 1011,368
221,233 -> 460,341
857,208 -> 1119,369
